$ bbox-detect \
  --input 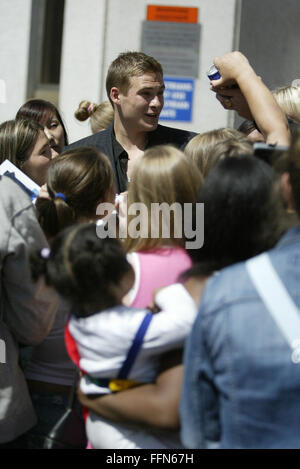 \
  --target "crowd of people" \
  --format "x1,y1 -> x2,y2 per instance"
0,48 -> 300,450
